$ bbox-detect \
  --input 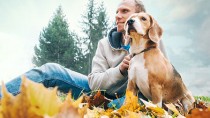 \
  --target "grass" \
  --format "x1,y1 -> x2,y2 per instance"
194,96 -> 210,103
